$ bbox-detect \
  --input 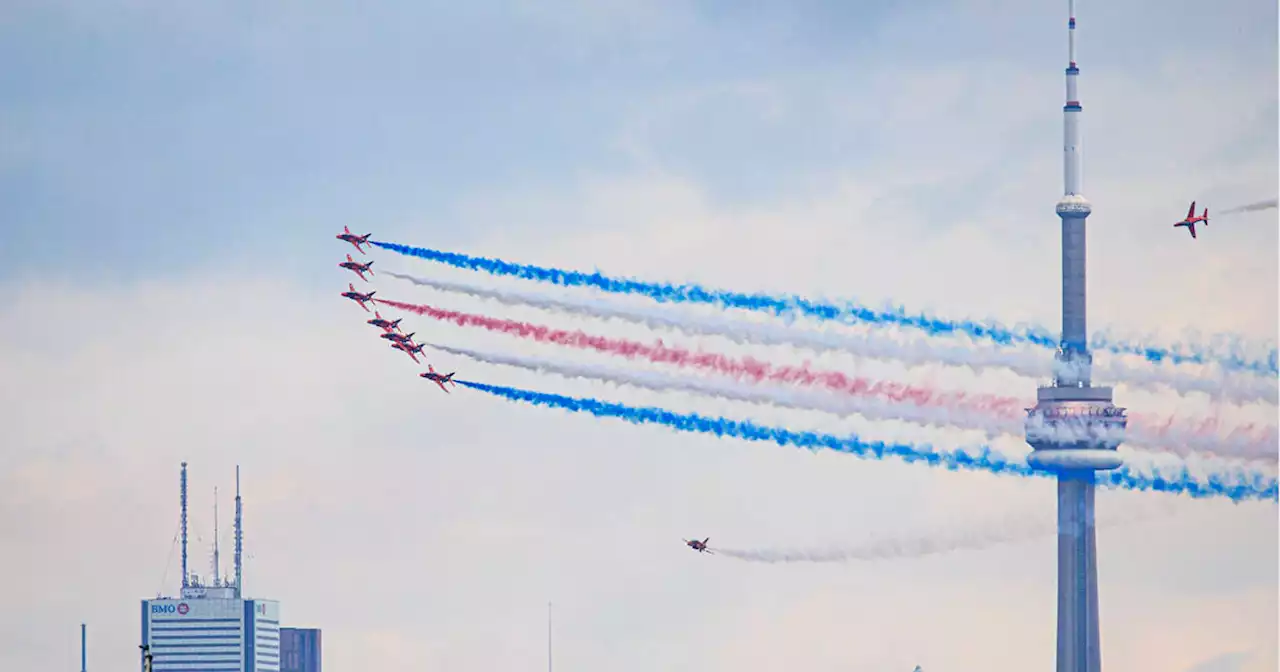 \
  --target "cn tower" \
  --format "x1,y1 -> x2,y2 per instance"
1024,1 -> 1128,671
